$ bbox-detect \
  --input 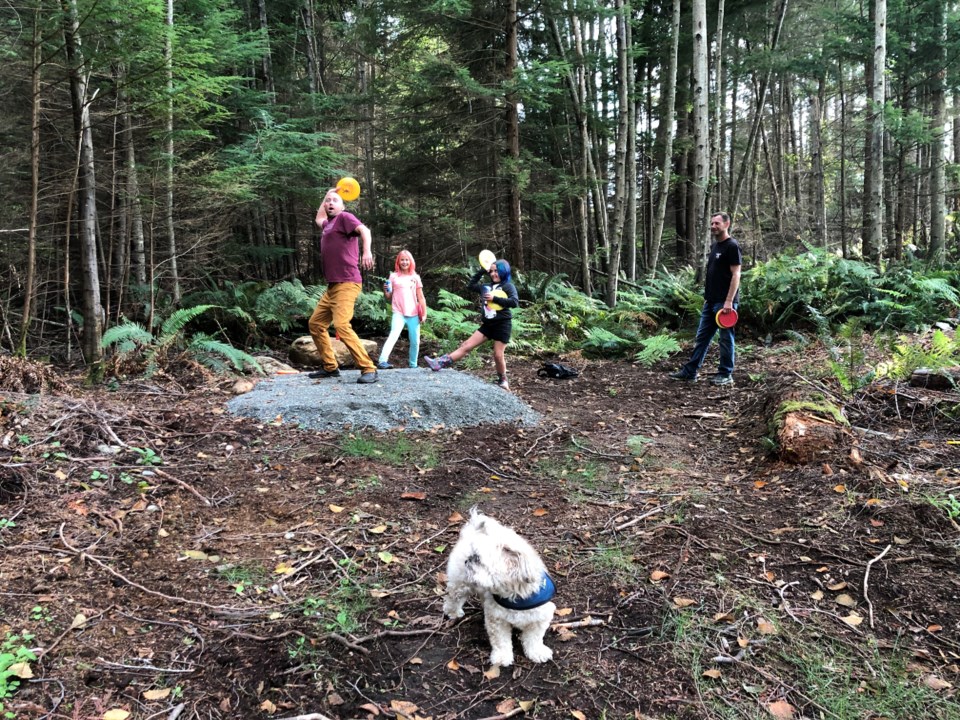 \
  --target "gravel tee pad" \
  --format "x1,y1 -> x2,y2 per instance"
227,368 -> 541,432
